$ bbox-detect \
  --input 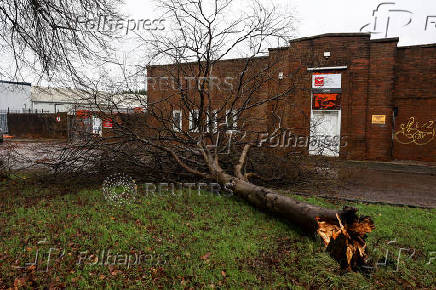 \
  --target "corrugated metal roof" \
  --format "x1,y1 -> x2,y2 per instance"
31,86 -> 145,109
